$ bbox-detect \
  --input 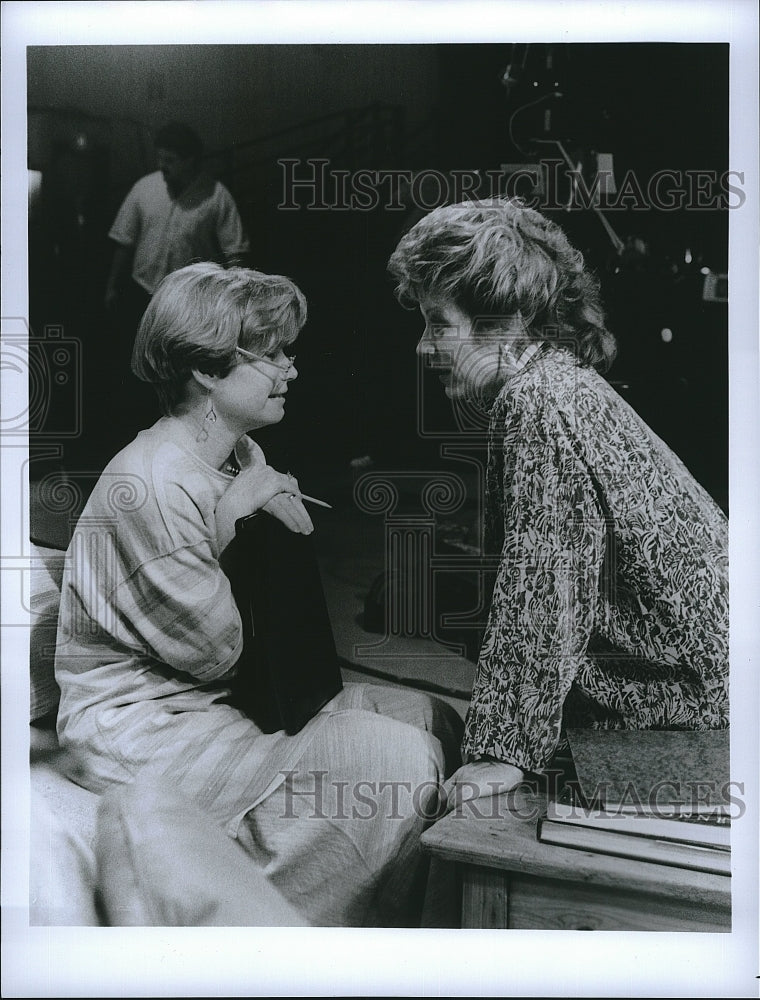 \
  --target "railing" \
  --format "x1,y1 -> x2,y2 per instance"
29,100 -> 414,213
204,103 -> 407,212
